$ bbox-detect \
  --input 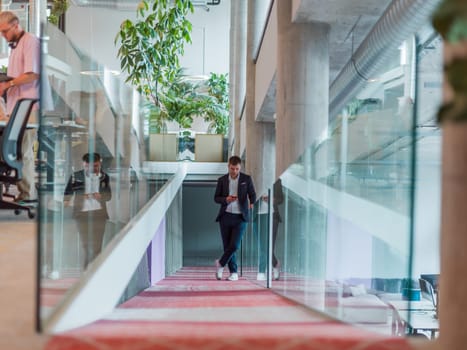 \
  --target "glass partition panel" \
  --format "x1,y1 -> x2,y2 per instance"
411,26 -> 442,324
266,24 -> 442,338
38,23 -> 174,325
242,190 -> 270,286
